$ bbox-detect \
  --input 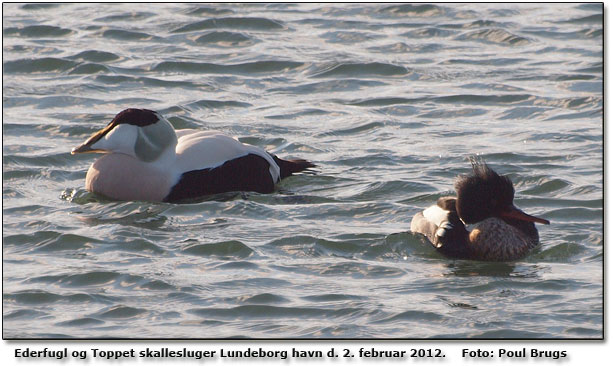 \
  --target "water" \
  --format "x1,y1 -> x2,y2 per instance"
2,3 -> 602,339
